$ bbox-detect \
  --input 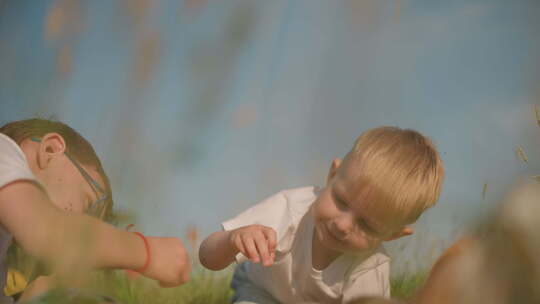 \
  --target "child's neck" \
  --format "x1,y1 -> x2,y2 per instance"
311,230 -> 342,270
